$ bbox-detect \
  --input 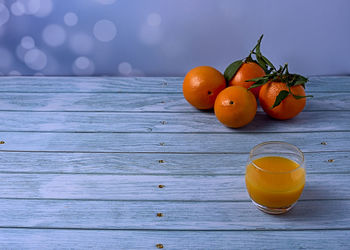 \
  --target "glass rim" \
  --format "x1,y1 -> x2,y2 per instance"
249,141 -> 305,174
